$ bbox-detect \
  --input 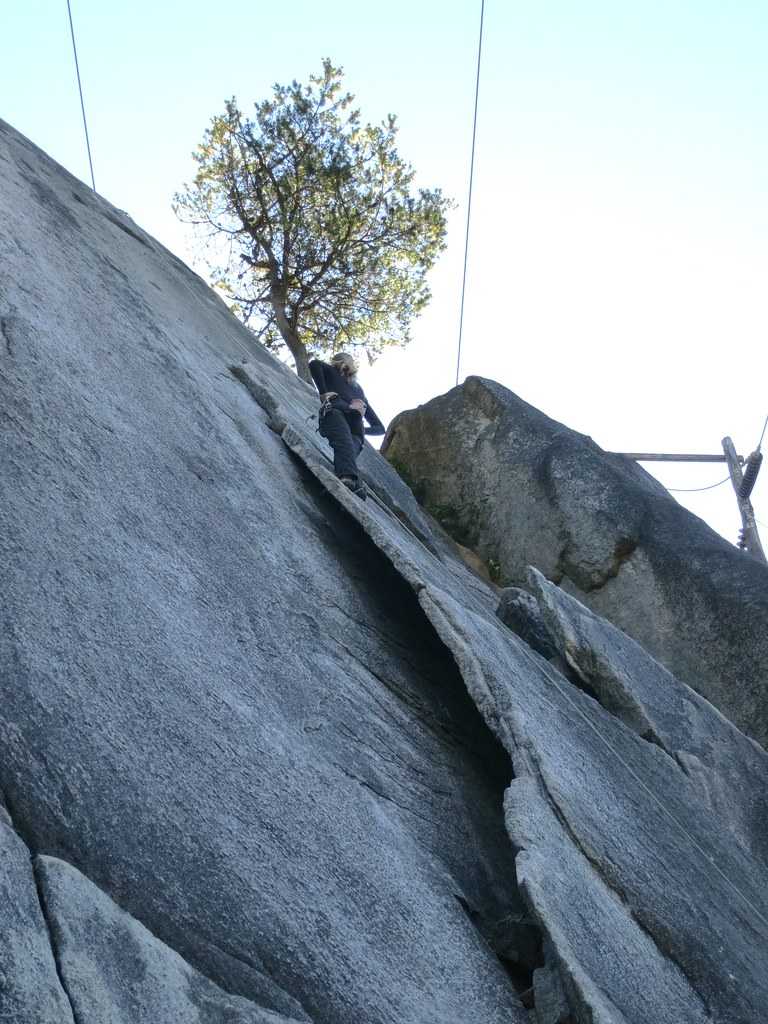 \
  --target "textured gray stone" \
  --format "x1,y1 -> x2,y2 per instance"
382,376 -> 768,748
529,566 -> 768,868
423,583 -> 768,1024
277,419 -> 768,1024
35,855 -> 303,1023
496,587 -> 558,661
2,116 -> 768,1024
0,815 -> 74,1022
0,118 -> 526,1024
533,941 -> 572,1024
